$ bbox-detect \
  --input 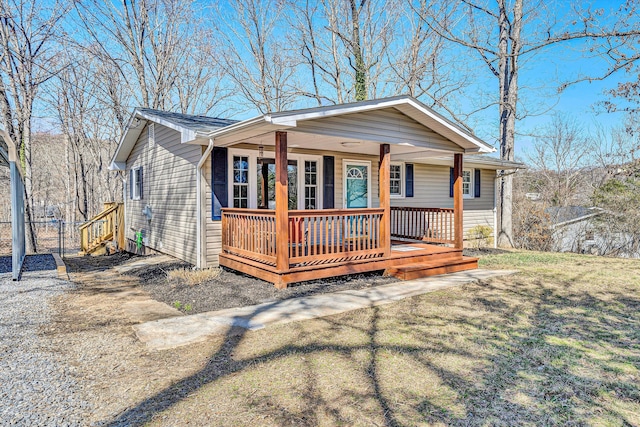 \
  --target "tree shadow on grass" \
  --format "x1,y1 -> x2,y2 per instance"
103,273 -> 640,426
